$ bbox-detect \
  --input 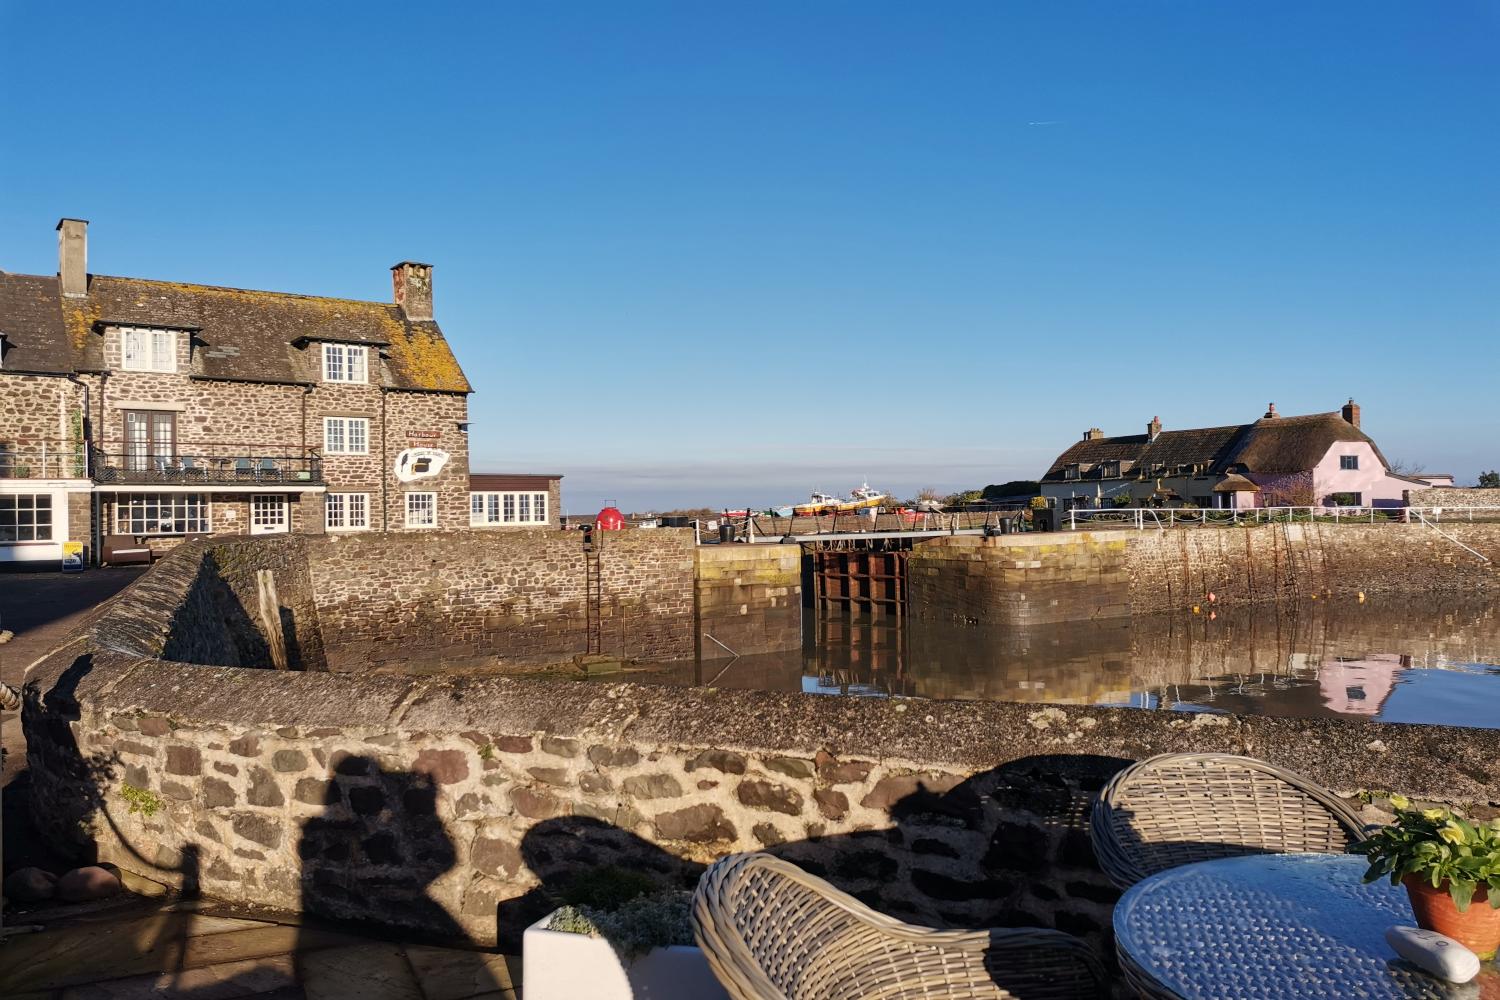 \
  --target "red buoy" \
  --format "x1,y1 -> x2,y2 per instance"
596,506 -> 626,531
